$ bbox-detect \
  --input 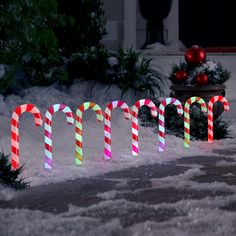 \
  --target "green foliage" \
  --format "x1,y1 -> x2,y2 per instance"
0,0 -> 165,98
207,63 -> 231,85
169,61 -> 188,85
0,0 -> 165,99
0,65 -> 17,95
1,0 -> 60,53
68,46 -> 110,84
162,104 -> 229,140
57,0 -> 106,56
110,48 -> 165,97
68,47 -> 166,98
0,0 -> 62,87
0,151 -> 29,190
0,0 -> 106,91
169,61 -> 231,85
141,102 -> 230,141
